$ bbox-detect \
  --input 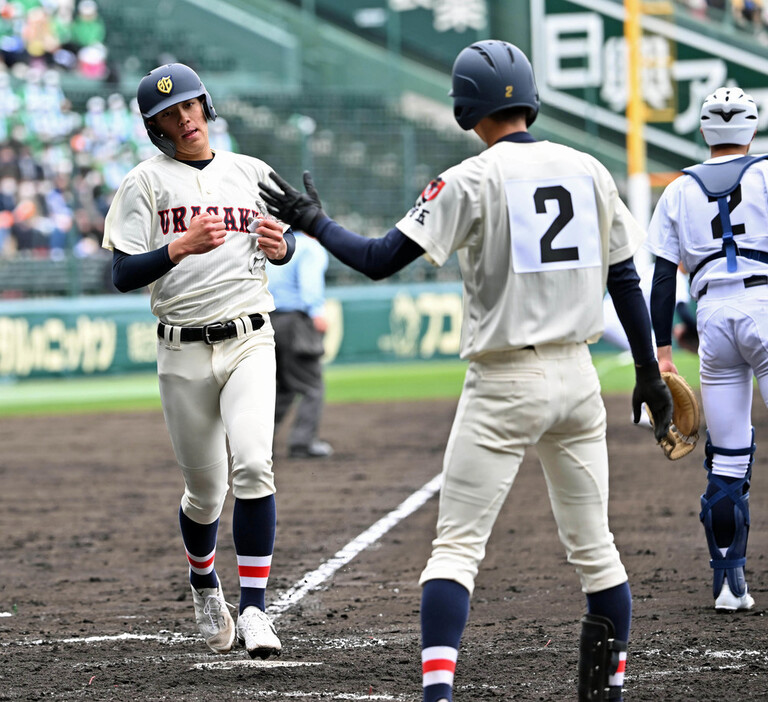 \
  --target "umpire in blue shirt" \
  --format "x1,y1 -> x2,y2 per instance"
268,231 -> 333,459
